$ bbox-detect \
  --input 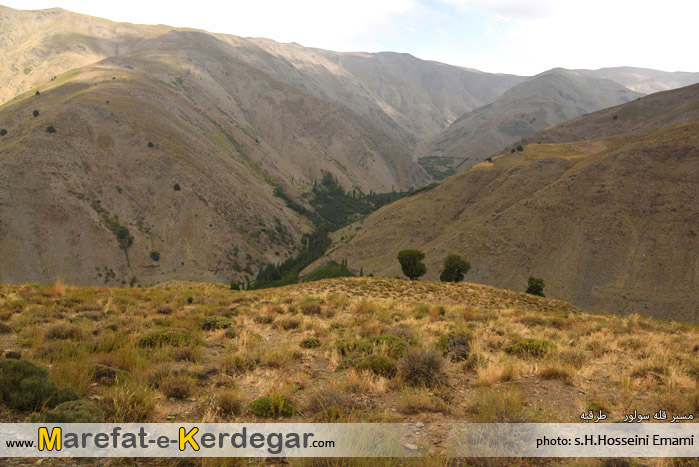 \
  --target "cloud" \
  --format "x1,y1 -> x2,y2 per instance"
438,0 -> 554,20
